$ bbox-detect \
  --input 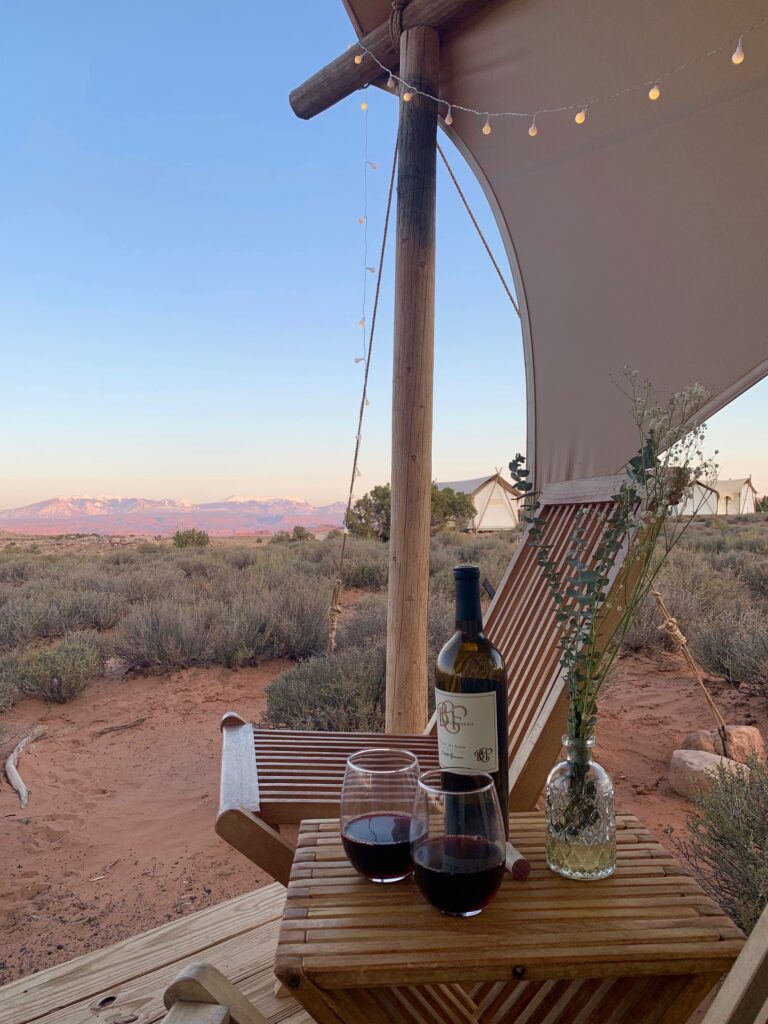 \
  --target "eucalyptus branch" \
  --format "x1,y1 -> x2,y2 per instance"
510,373 -> 717,750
